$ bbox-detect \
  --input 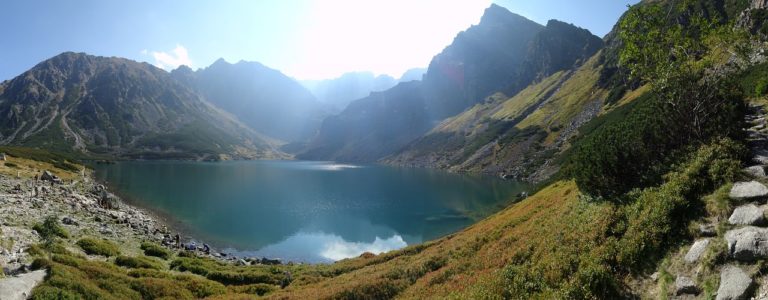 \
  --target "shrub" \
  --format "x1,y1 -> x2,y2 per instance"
331,280 -> 407,300
229,283 -> 277,296
30,286 -> 80,300
130,277 -> 194,299
140,242 -> 171,260
115,256 -> 163,270
77,238 -> 120,257
756,78 -> 768,97
33,216 -> 69,242
174,274 -> 227,298
206,270 -> 276,285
